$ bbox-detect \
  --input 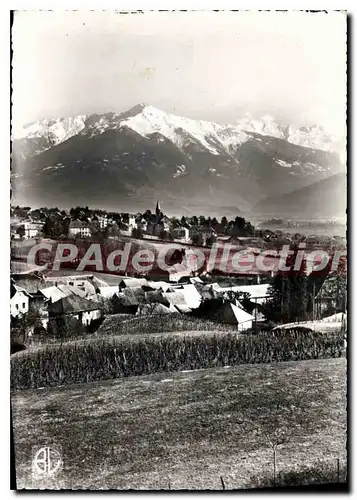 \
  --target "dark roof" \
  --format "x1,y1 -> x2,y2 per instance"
11,277 -> 44,294
193,282 -> 217,300
116,288 -> 142,306
10,282 -> 17,299
50,296 -> 100,314
69,220 -> 90,229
